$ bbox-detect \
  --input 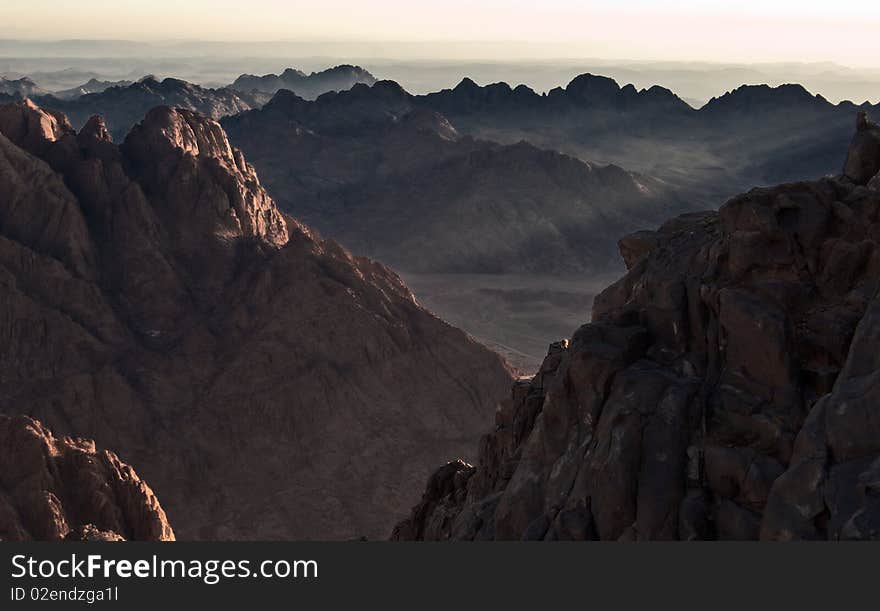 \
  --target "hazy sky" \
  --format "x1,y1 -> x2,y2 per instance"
2,0 -> 879,67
